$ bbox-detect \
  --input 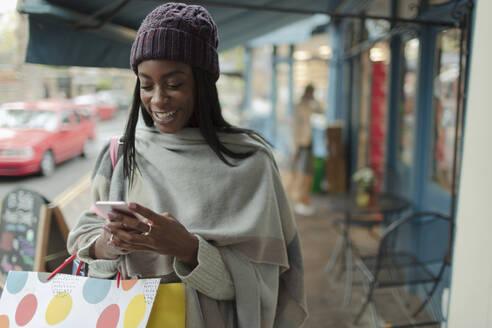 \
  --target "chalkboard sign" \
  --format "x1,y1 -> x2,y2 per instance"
0,188 -> 53,295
